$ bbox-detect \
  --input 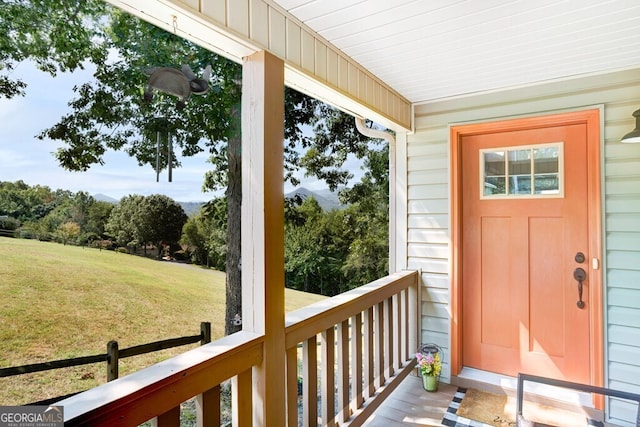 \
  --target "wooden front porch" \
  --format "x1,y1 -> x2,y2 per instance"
58,270 -> 429,426
47,49 -> 429,426
362,376 -> 457,427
